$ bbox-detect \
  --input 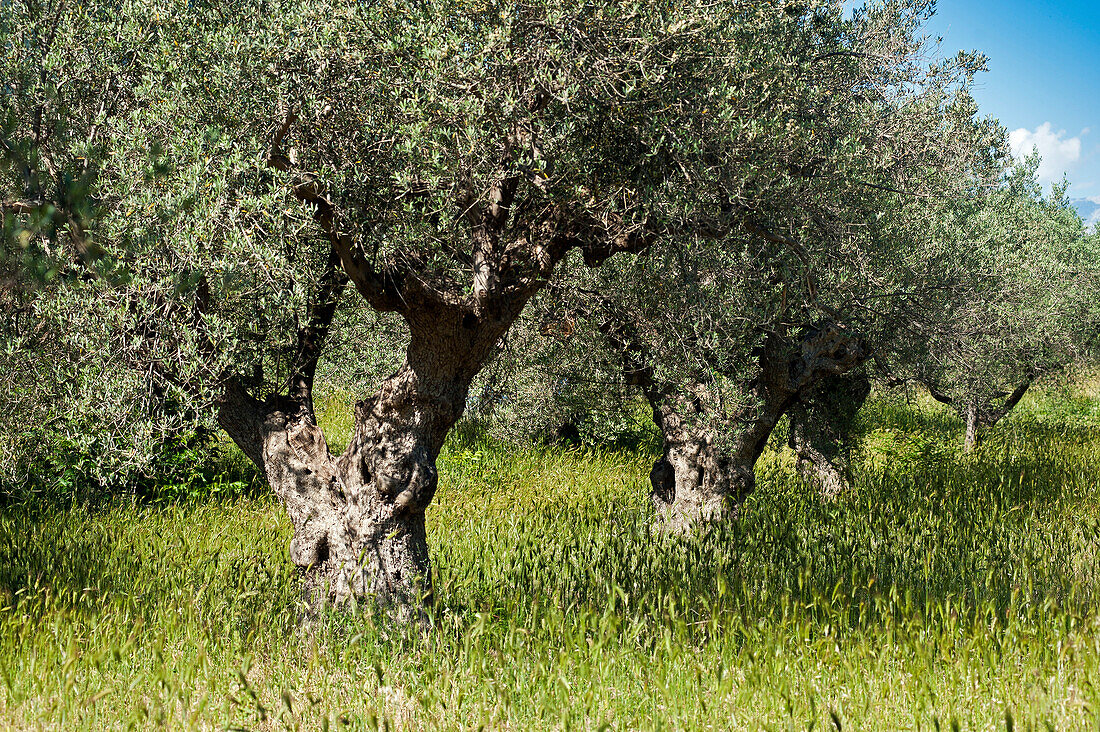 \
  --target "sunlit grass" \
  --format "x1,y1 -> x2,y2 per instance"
3,388 -> 1100,728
